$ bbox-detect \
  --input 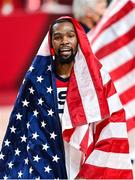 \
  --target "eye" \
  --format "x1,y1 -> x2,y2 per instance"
68,33 -> 75,38
53,35 -> 61,40
53,34 -> 62,41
